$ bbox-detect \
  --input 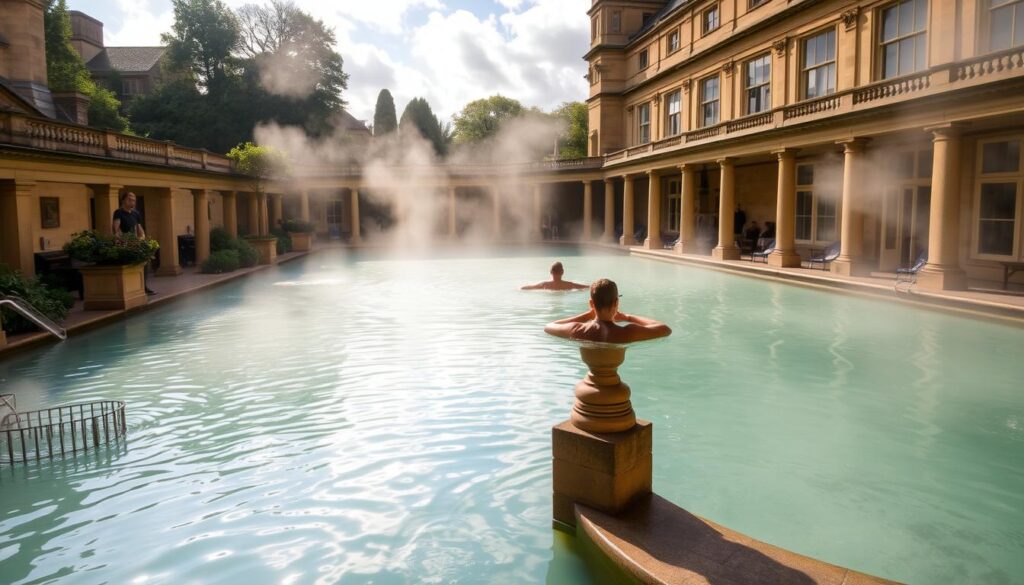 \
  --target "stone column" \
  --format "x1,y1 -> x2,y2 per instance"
677,164 -> 698,254
270,193 -> 283,230
448,186 -> 457,238
768,149 -> 802,267
299,190 -> 311,222
350,188 -> 362,244
193,189 -> 210,265
222,190 -> 238,237
712,158 -> 740,260
0,181 -> 36,276
246,193 -> 260,236
492,186 -> 502,239
155,187 -> 182,276
603,178 -> 616,242
582,180 -> 594,241
831,139 -> 872,276
620,175 -> 635,246
257,192 -> 269,236
532,184 -> 542,240
643,171 -> 661,249
92,184 -> 123,234
918,125 -> 968,290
